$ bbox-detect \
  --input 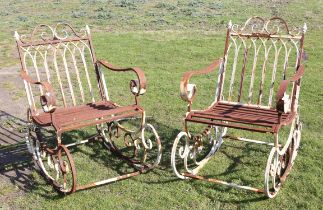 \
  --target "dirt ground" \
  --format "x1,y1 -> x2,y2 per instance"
0,67 -> 32,209
0,67 -> 27,120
